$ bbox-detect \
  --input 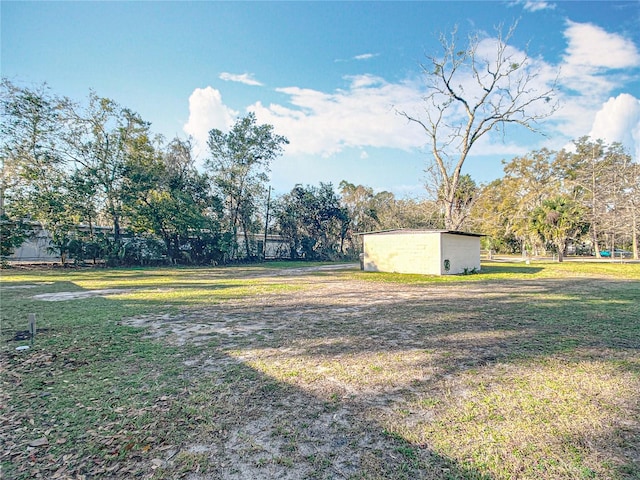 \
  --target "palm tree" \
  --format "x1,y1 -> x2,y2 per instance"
530,197 -> 587,262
